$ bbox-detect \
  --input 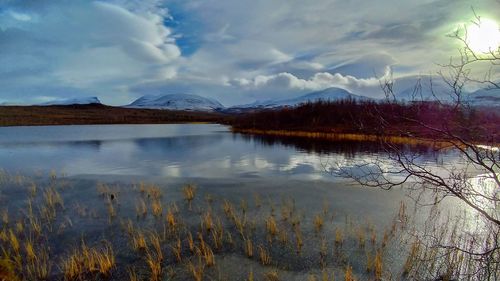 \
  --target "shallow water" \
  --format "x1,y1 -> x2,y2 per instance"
0,124 -> 480,280
0,124 -> 454,180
